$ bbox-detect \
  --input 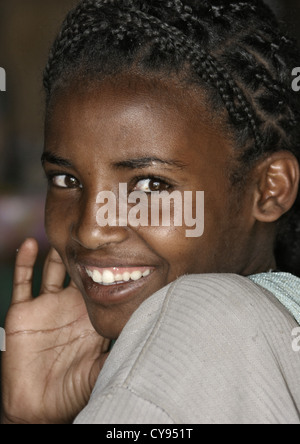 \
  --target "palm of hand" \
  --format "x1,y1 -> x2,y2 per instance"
1,240 -> 110,424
